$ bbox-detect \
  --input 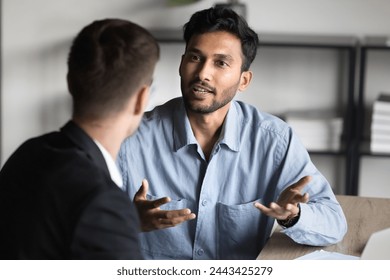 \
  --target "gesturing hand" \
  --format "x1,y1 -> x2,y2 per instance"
133,179 -> 196,232
254,176 -> 311,220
